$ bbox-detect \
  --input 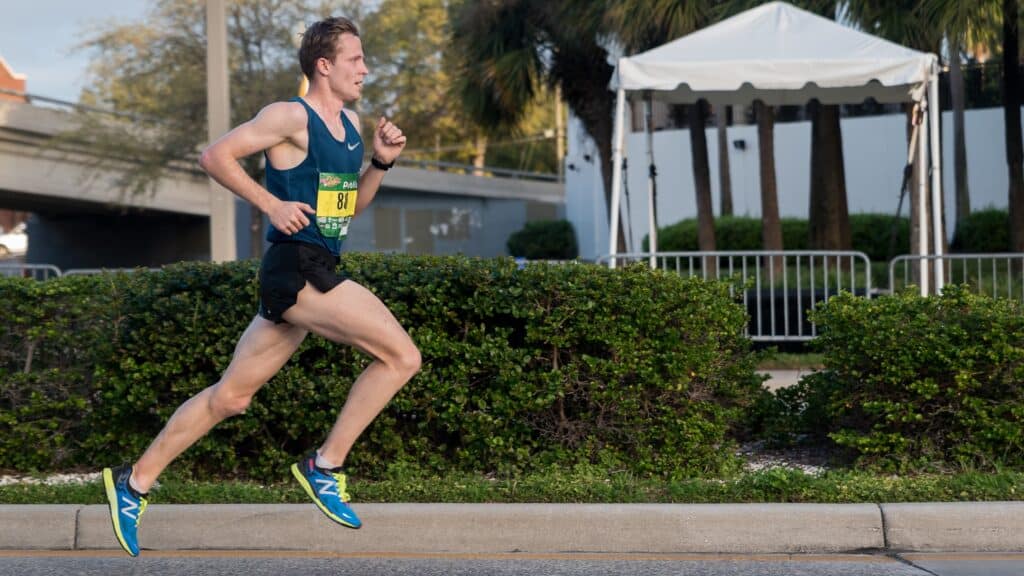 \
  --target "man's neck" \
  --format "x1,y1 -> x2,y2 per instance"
303,85 -> 346,120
